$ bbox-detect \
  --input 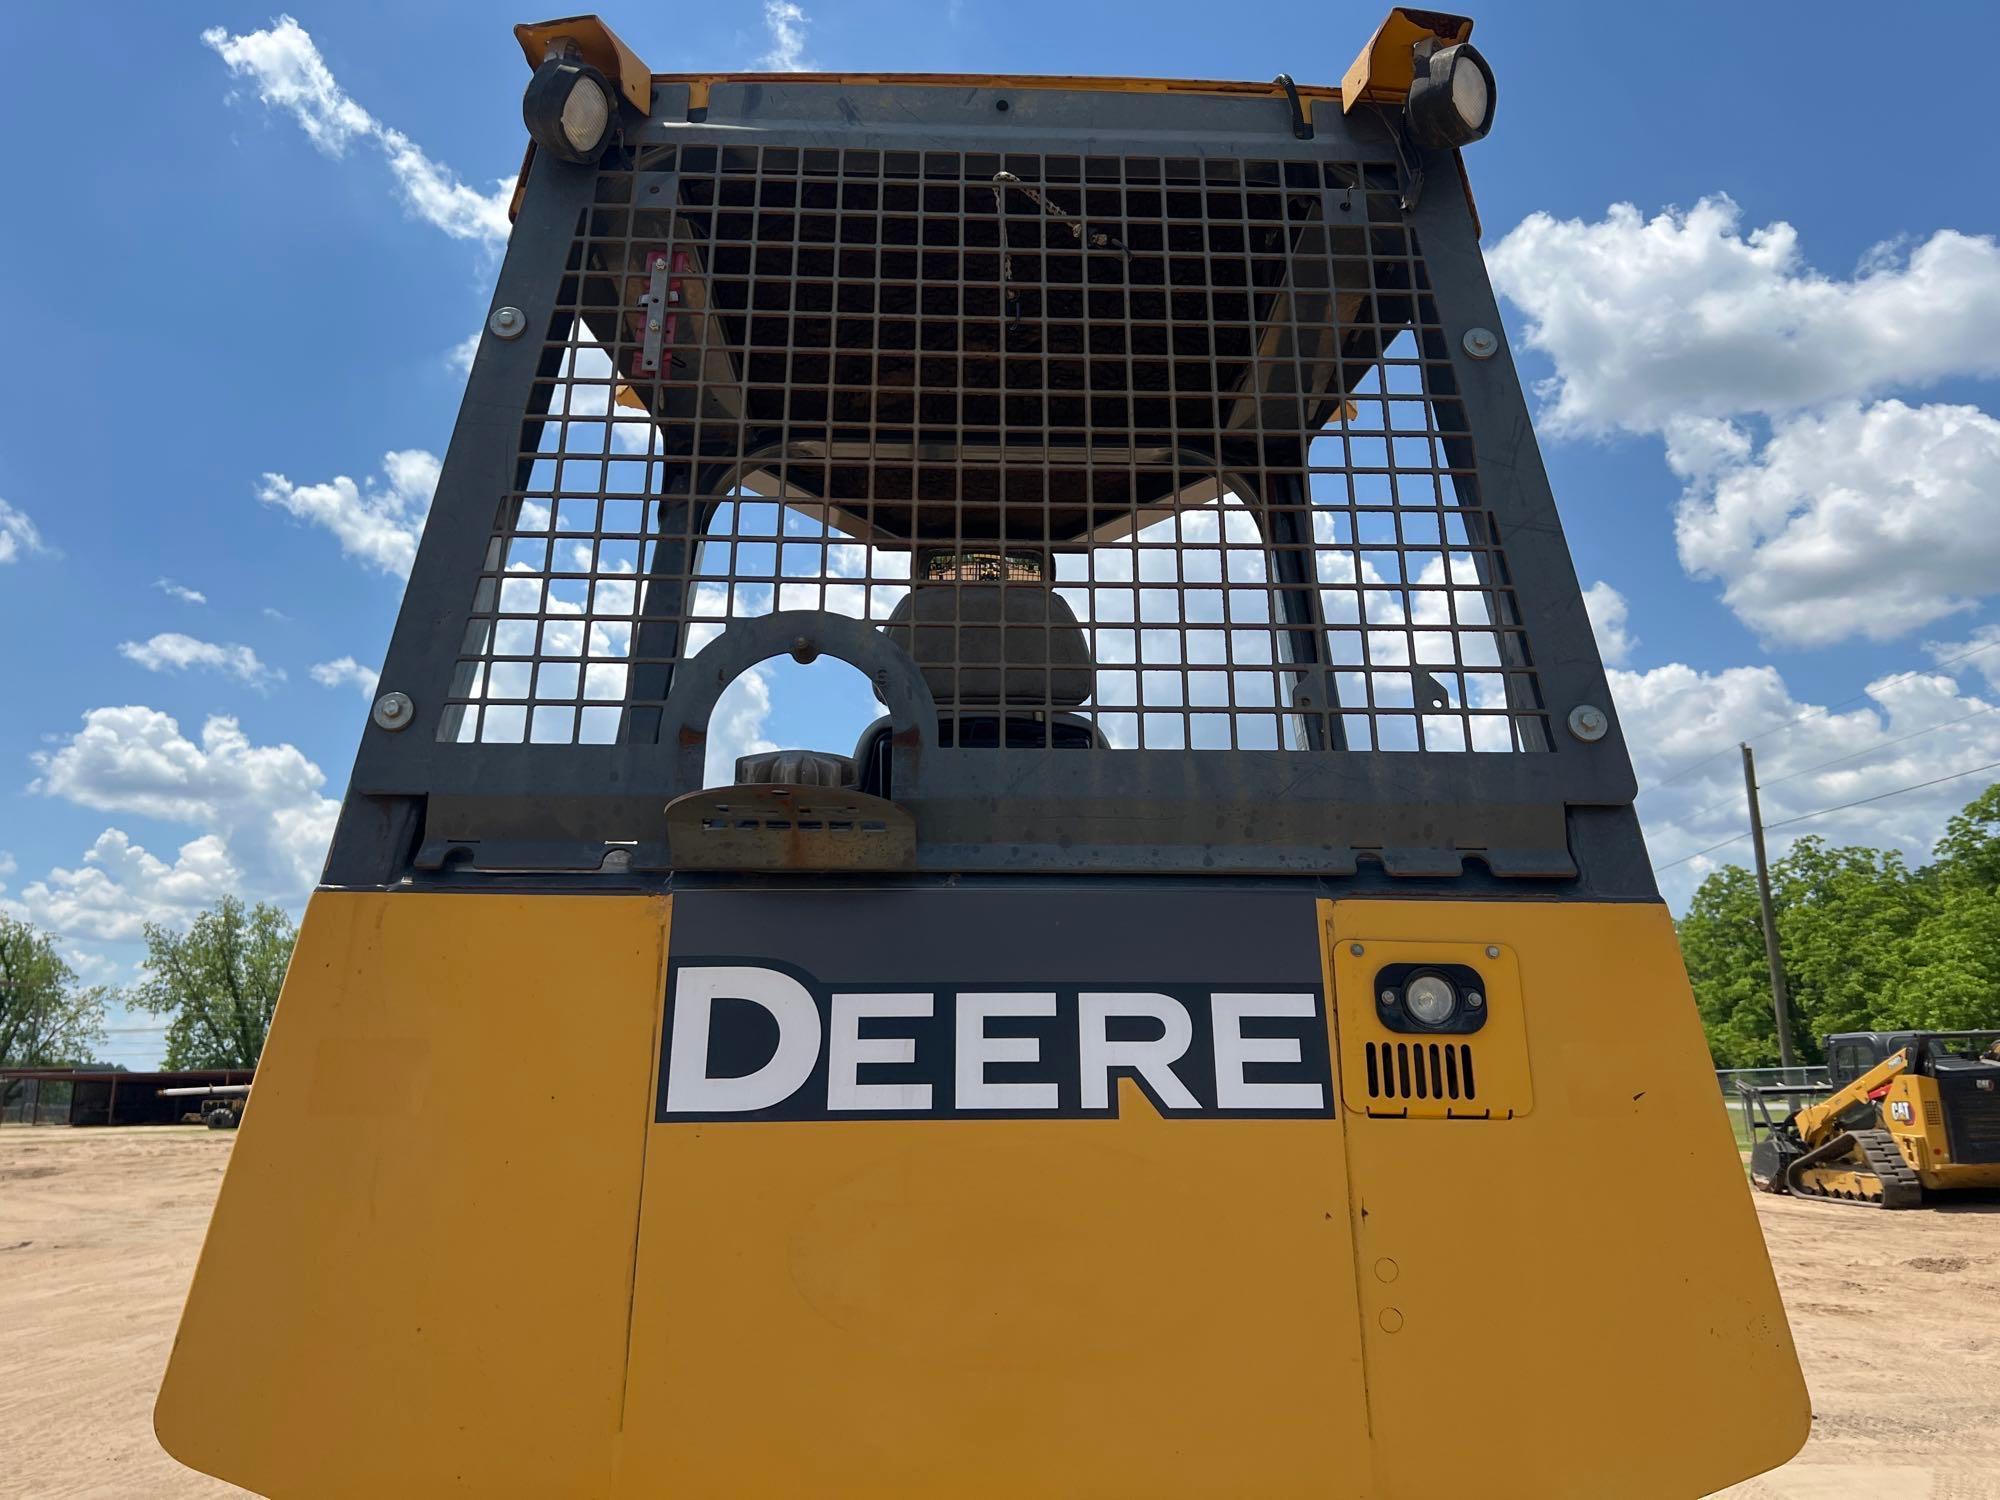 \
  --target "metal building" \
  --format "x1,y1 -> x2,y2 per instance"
0,1068 -> 254,1127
